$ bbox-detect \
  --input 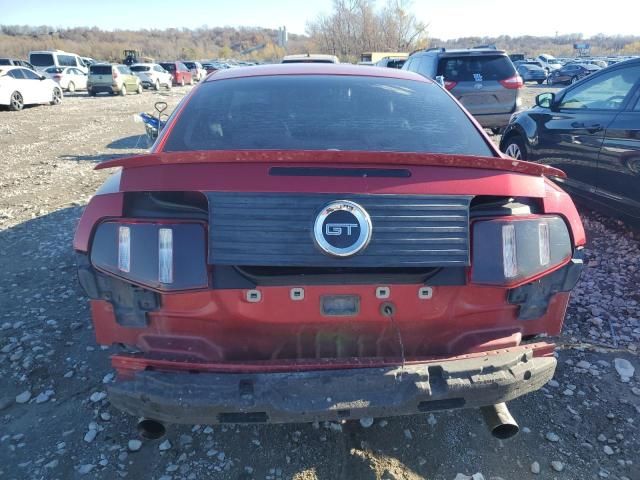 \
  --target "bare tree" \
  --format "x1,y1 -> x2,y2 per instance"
306,0 -> 428,61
